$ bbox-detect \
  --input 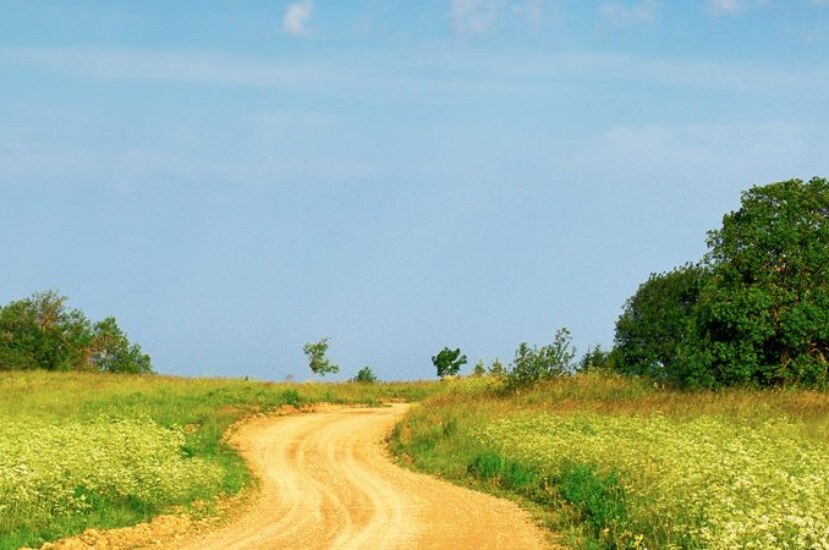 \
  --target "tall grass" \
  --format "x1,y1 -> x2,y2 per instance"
0,371 -> 438,549
390,373 -> 829,549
